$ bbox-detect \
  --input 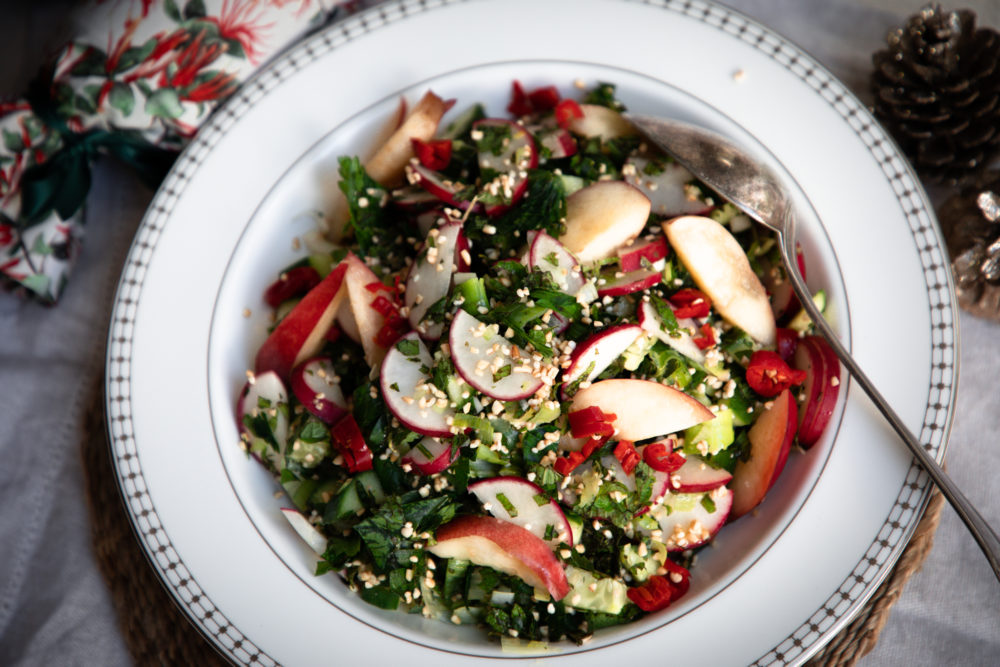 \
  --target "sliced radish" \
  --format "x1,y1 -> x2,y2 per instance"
527,231 -> 585,294
402,436 -> 458,475
469,476 -> 573,547
549,310 -> 570,334
449,309 -> 544,401
536,126 -> 577,159
290,356 -> 348,423
623,153 -> 712,218
617,235 -> 669,273
561,324 -> 643,396
599,454 -> 636,493
670,455 -> 733,493
392,185 -> 440,211
648,487 -> 733,552
280,507 -> 328,555
595,267 -> 661,297
238,370 -> 289,448
473,118 -> 538,216
637,300 -> 706,365
793,336 -> 840,448
406,162 -> 473,209
380,332 -> 455,437
405,221 -> 464,339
